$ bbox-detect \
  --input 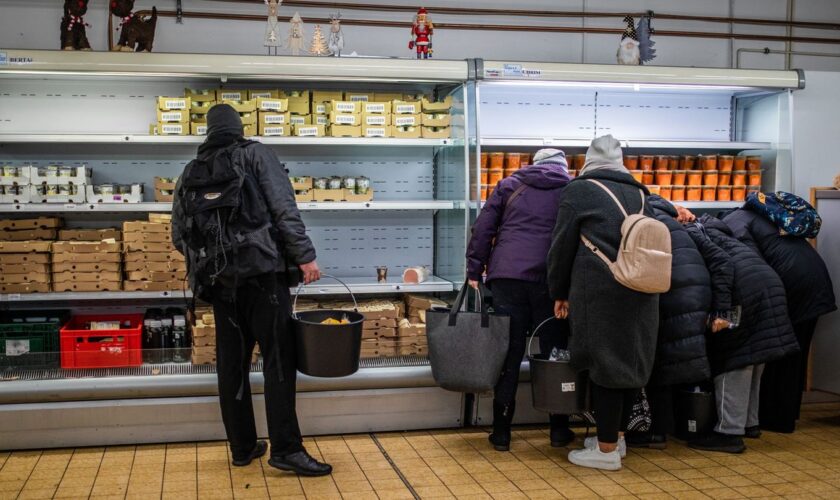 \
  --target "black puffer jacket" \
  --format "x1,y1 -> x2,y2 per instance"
648,196 -> 726,386
724,208 -> 836,324
685,215 -> 799,375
